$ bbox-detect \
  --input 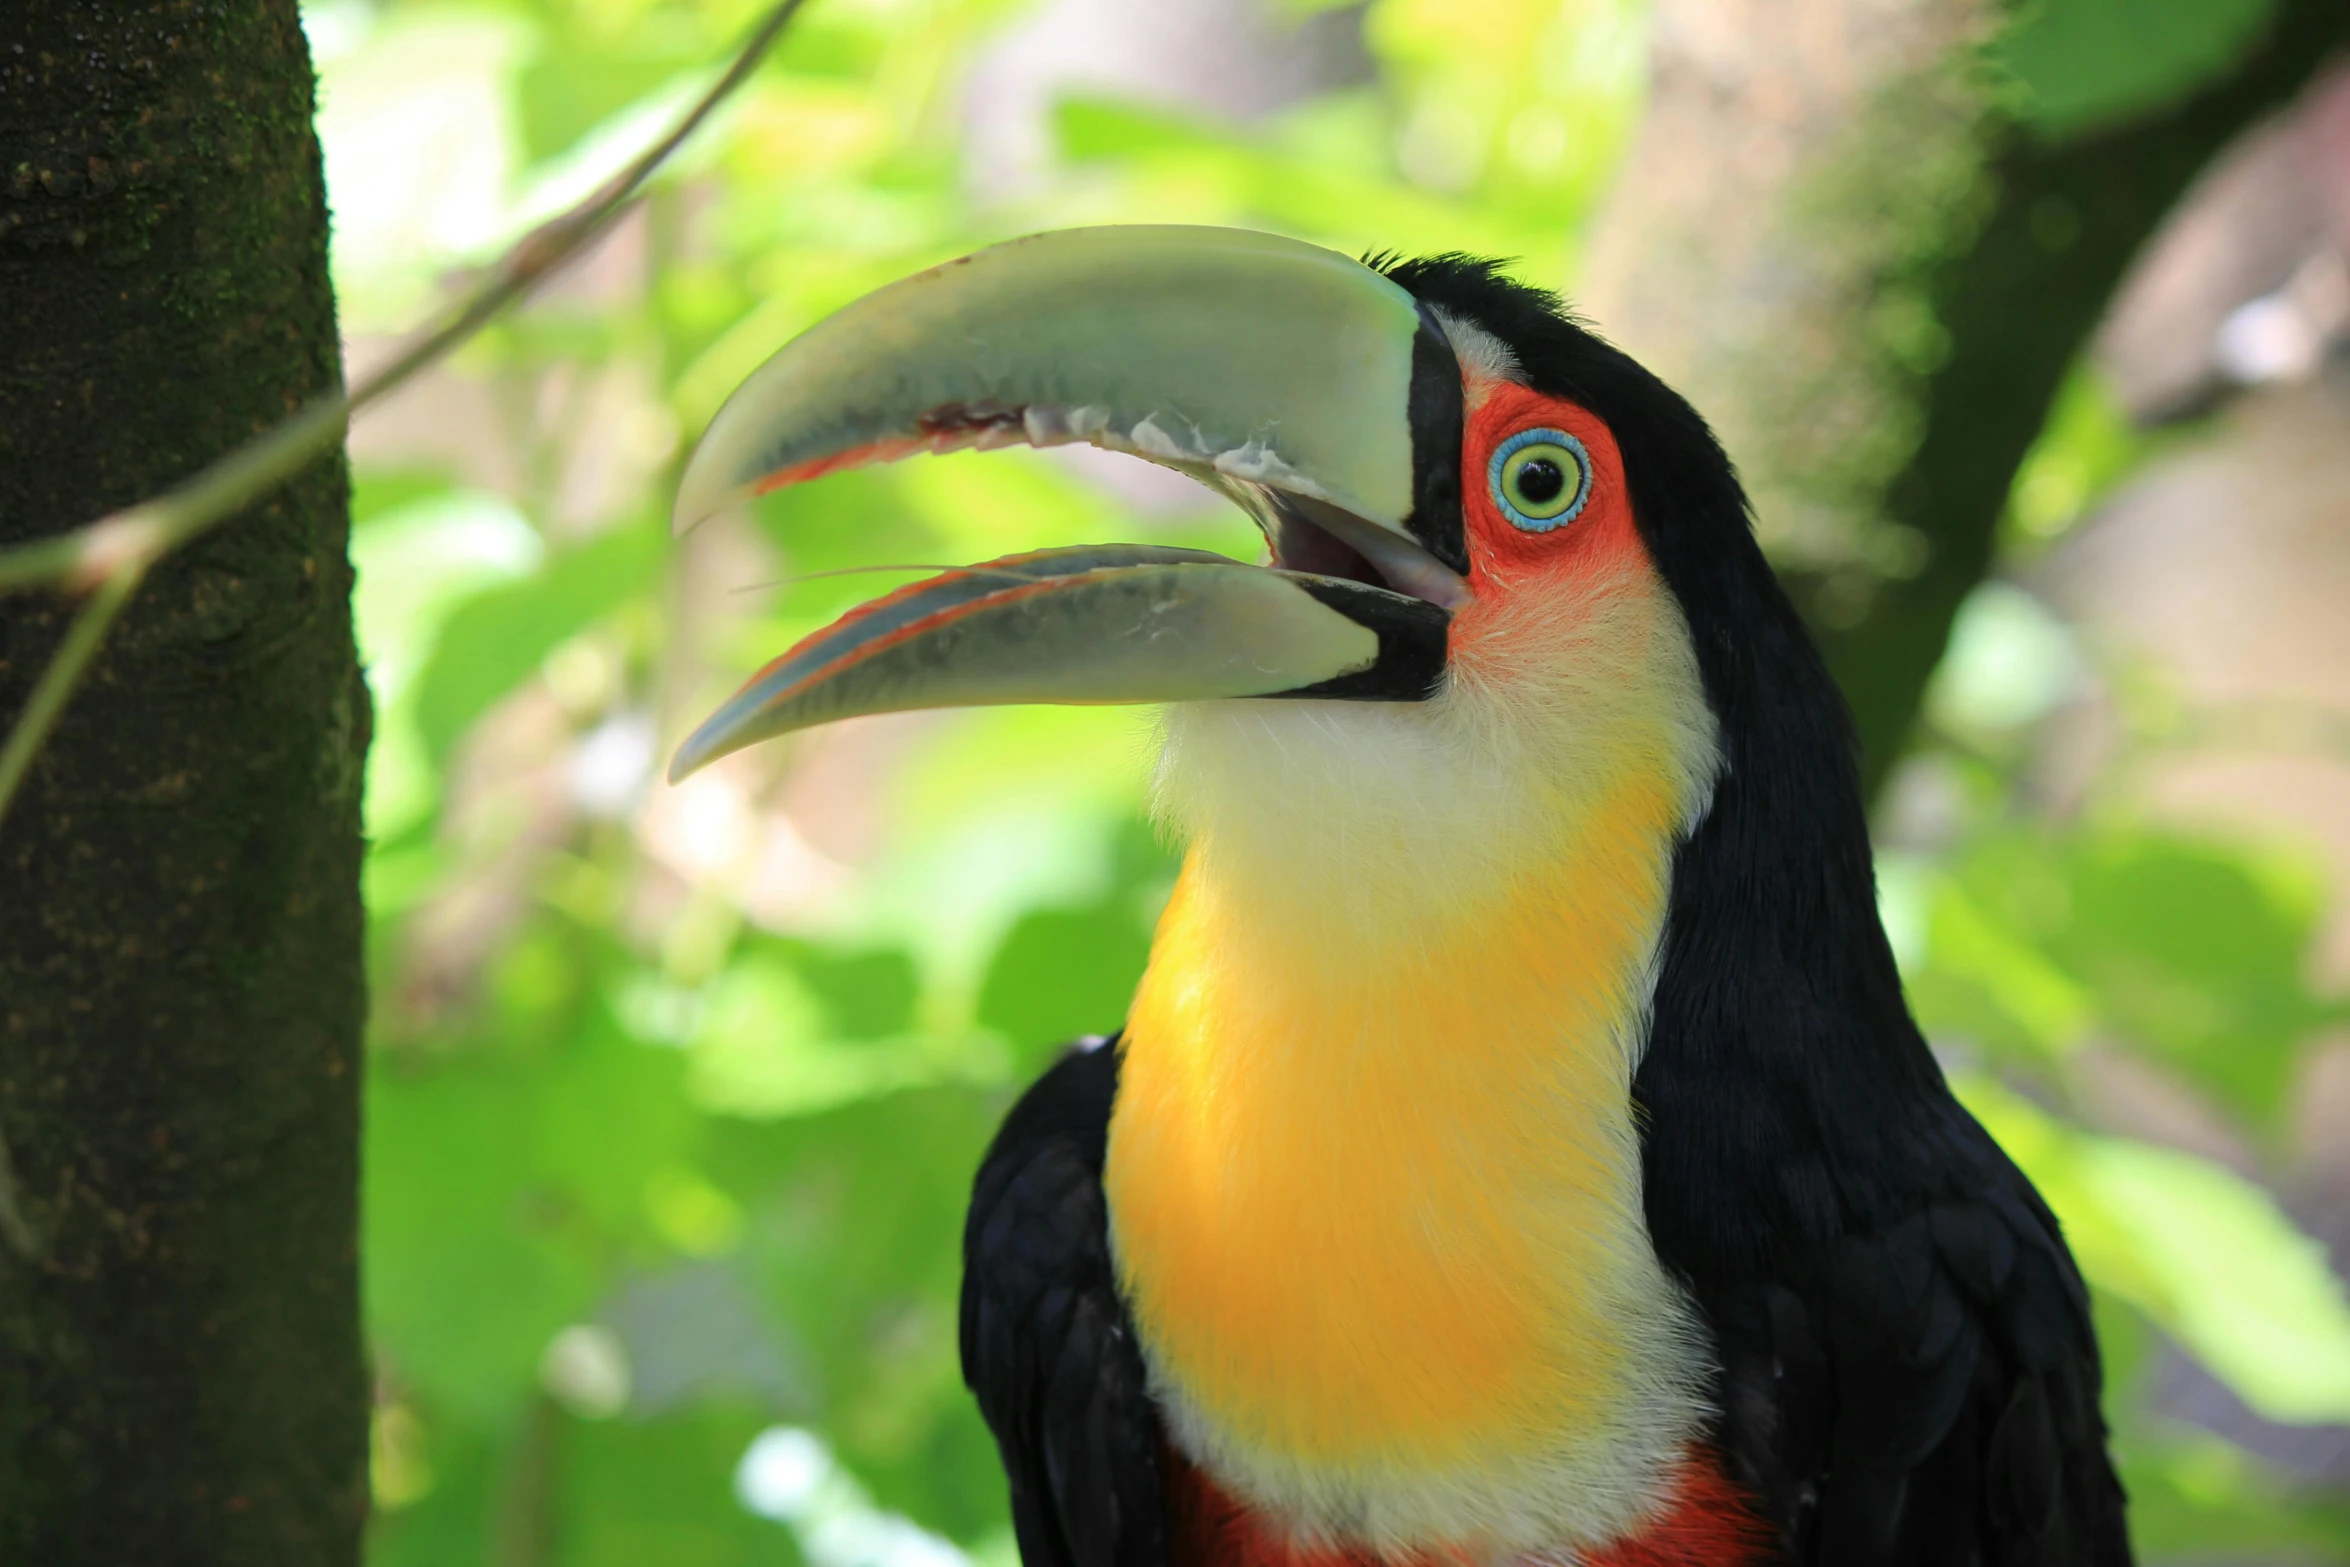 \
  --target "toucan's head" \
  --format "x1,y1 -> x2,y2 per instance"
671,226 -> 1829,928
